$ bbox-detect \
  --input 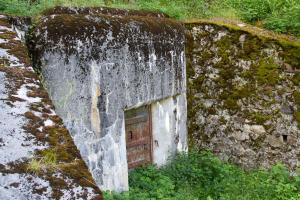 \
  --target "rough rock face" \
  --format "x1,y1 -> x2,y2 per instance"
31,7 -> 186,191
186,21 -> 300,170
0,15 -> 102,199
